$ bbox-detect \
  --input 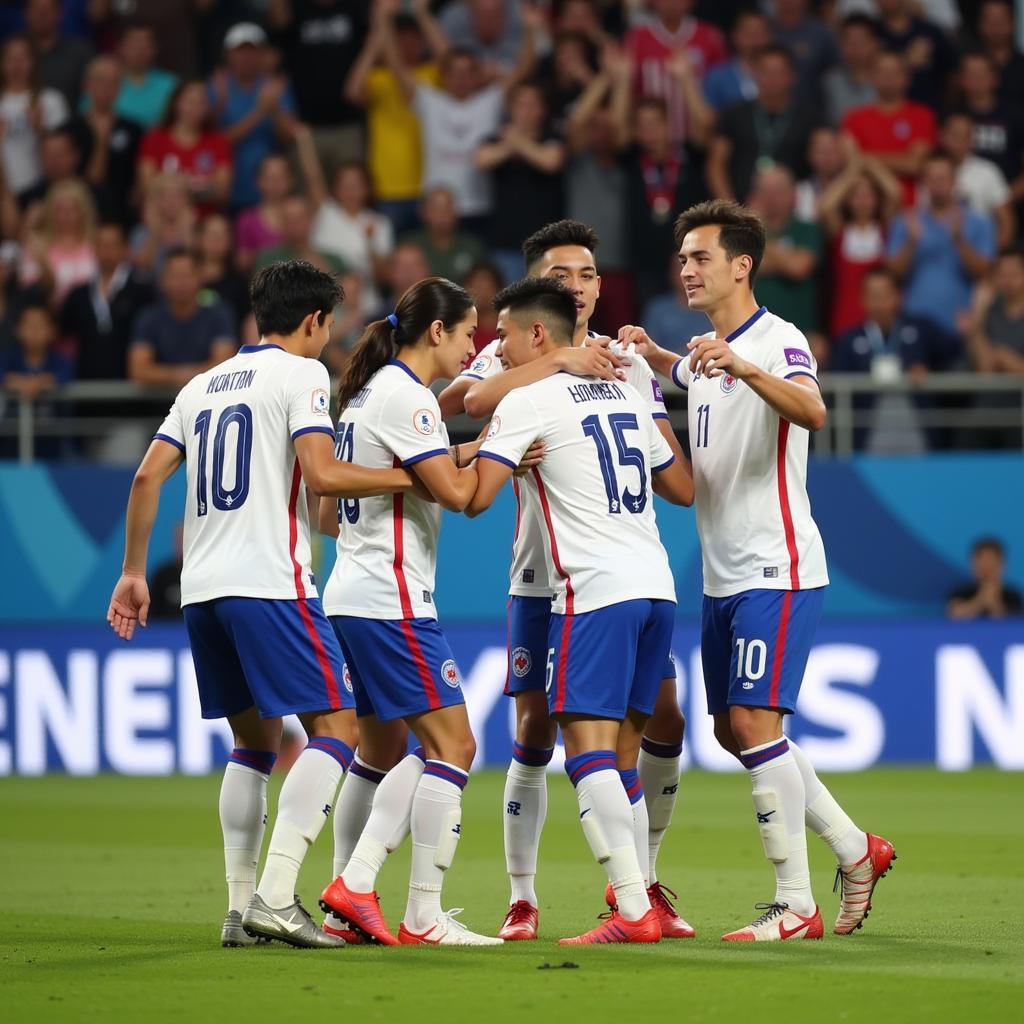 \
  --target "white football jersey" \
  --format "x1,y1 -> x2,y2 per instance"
155,344 -> 336,607
480,373 -> 677,615
321,360 -> 450,620
672,306 -> 829,598
458,335 -> 670,598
